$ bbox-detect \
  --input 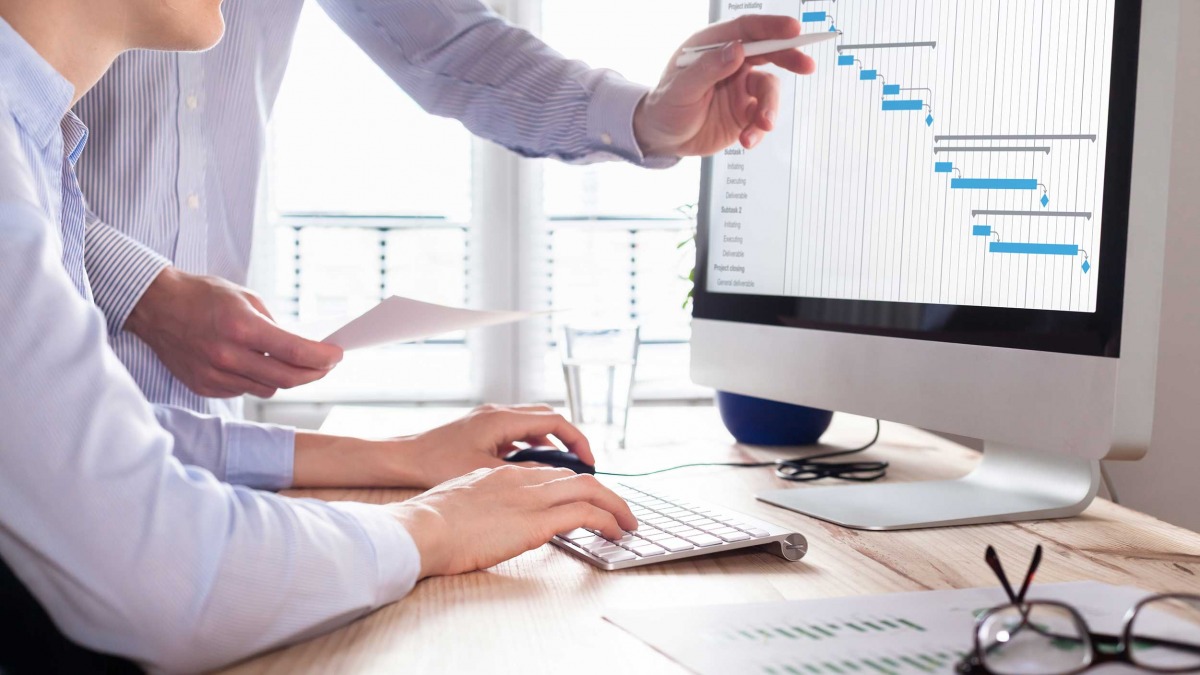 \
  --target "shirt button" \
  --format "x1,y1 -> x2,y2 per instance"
186,94 -> 199,110
600,132 -> 614,146
187,194 -> 200,210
